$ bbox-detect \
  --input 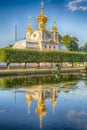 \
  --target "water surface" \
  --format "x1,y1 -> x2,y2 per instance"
0,75 -> 87,130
